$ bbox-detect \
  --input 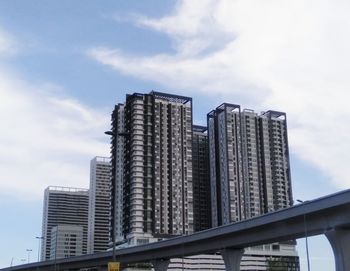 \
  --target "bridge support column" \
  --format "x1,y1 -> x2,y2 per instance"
151,259 -> 170,271
325,228 -> 350,271
221,248 -> 244,271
